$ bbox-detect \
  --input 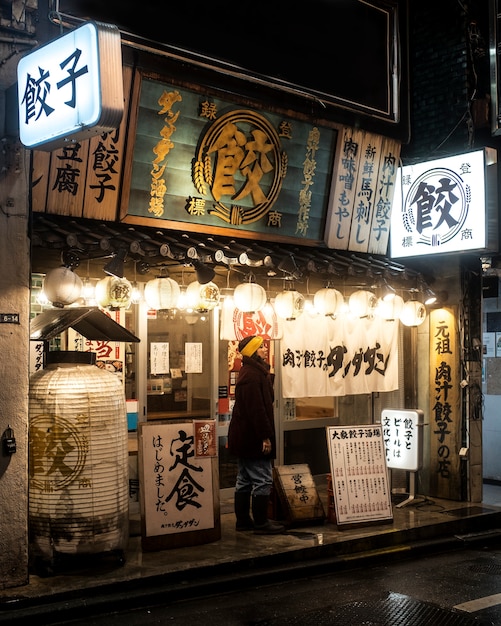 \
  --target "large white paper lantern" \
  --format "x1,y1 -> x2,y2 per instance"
28,351 -> 129,571
233,282 -> 267,312
43,267 -> 83,308
186,280 -> 220,312
400,300 -> 427,326
144,277 -> 180,310
376,294 -> 404,321
274,290 -> 305,320
313,287 -> 344,317
348,289 -> 377,318
95,276 -> 132,310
